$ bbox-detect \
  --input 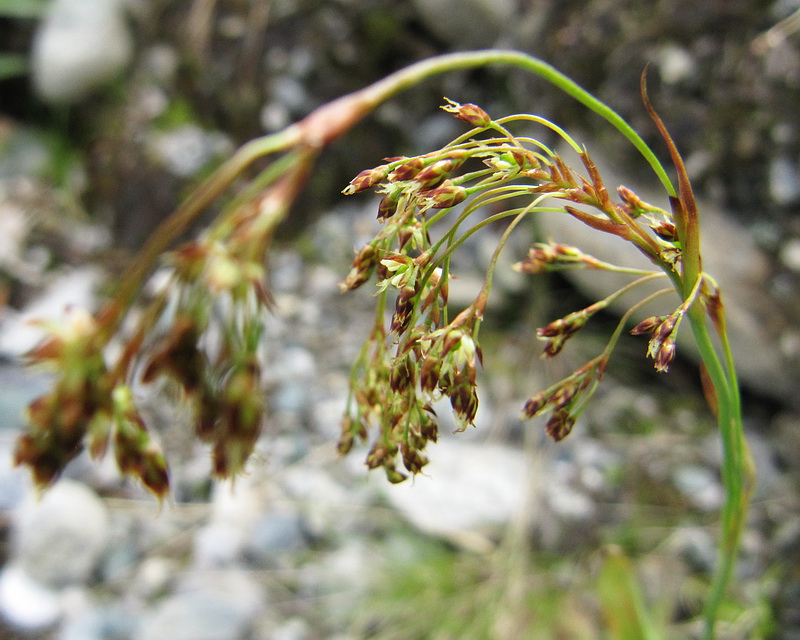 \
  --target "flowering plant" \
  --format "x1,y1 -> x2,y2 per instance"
13,50 -> 752,639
